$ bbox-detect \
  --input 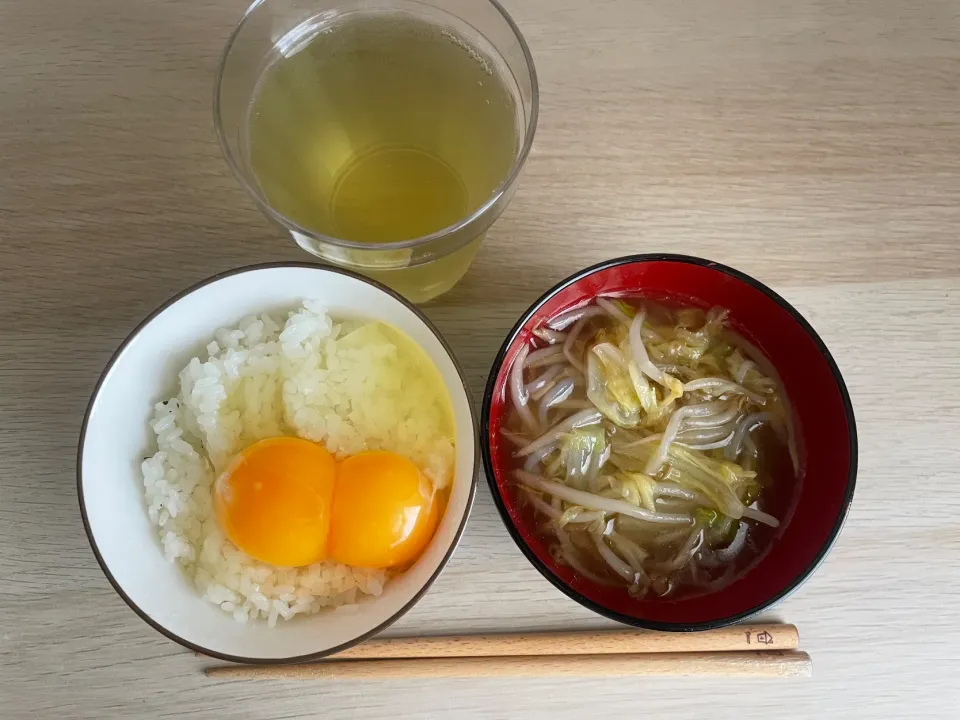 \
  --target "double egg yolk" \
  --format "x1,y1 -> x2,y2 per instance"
212,437 -> 440,569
